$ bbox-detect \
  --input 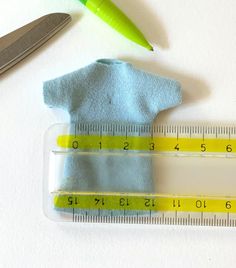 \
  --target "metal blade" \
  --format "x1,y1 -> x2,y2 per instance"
0,13 -> 71,75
